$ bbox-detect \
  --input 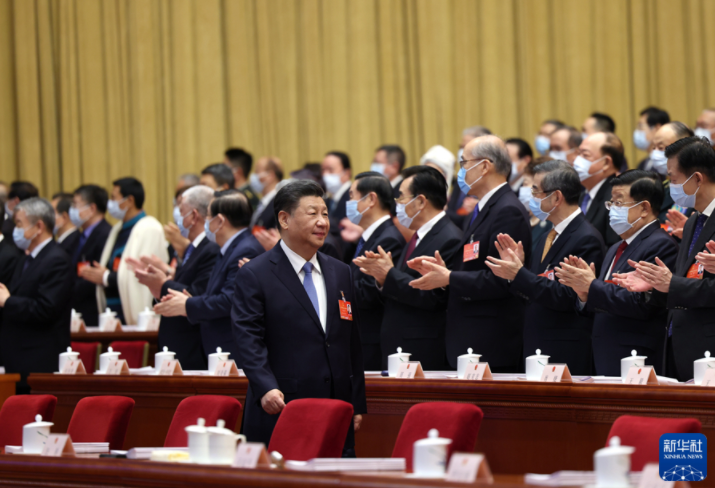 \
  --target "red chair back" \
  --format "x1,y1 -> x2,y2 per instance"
607,415 -> 702,471
268,399 -> 353,461
392,402 -> 484,472
164,396 -> 243,447
0,395 -> 57,448
67,396 -> 135,450
108,341 -> 148,369
70,342 -> 101,373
